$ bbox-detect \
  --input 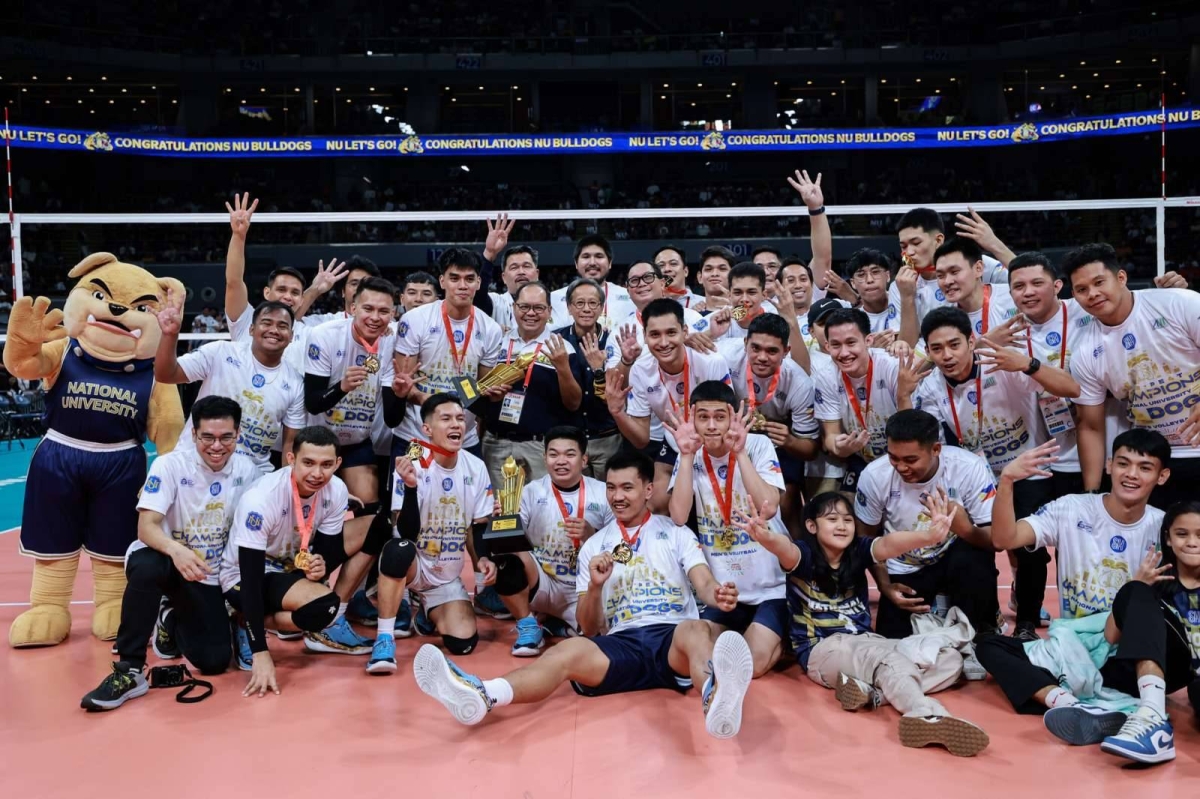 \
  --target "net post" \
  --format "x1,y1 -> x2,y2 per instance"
1155,200 -> 1166,278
